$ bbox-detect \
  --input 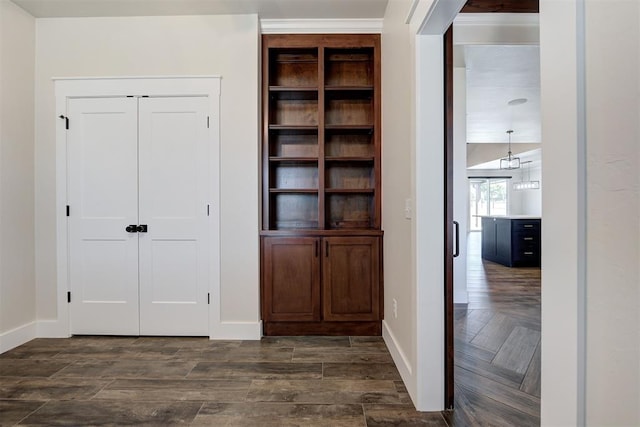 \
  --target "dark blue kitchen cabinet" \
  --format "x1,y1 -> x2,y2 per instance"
481,216 -> 541,267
